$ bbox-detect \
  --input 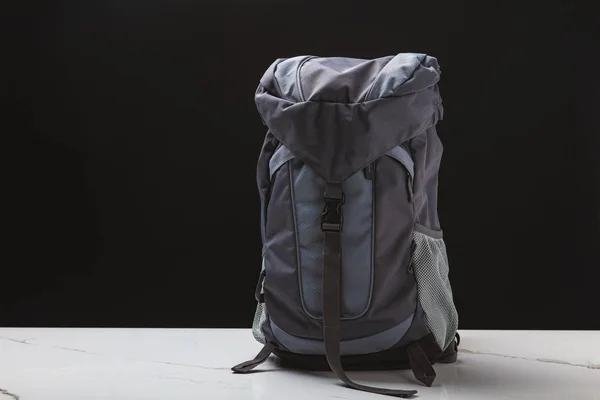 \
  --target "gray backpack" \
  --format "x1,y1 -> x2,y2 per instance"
233,53 -> 459,398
